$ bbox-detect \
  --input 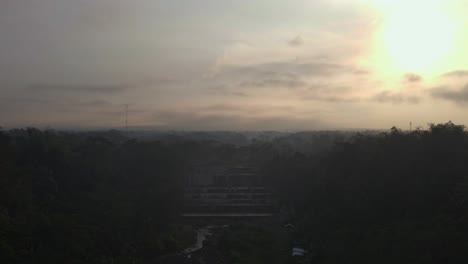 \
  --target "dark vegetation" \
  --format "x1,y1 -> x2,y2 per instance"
1,122 -> 468,263
216,223 -> 284,264
0,128 -> 194,263
267,122 -> 468,263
